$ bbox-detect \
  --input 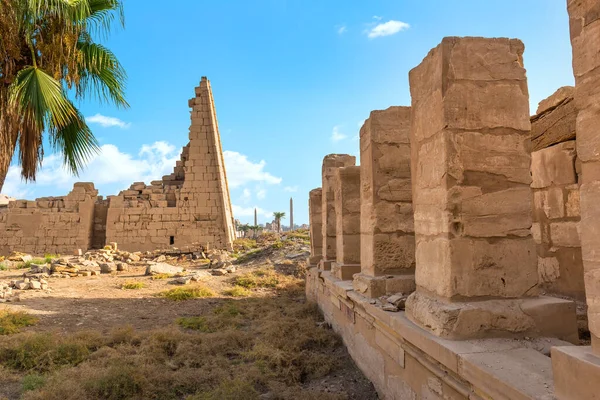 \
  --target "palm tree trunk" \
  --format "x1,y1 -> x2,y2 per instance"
0,168 -> 6,193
